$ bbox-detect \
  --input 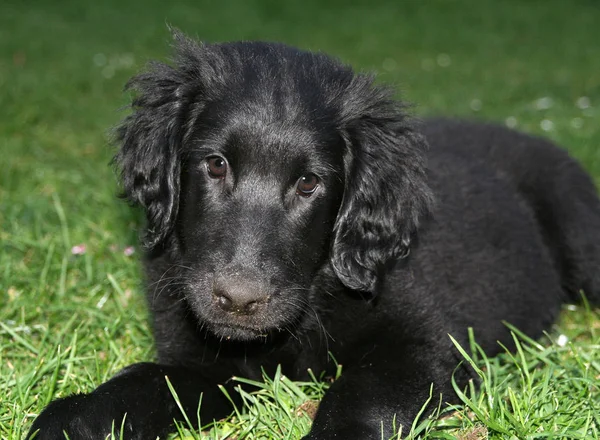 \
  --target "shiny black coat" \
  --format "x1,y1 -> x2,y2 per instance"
29,34 -> 600,440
